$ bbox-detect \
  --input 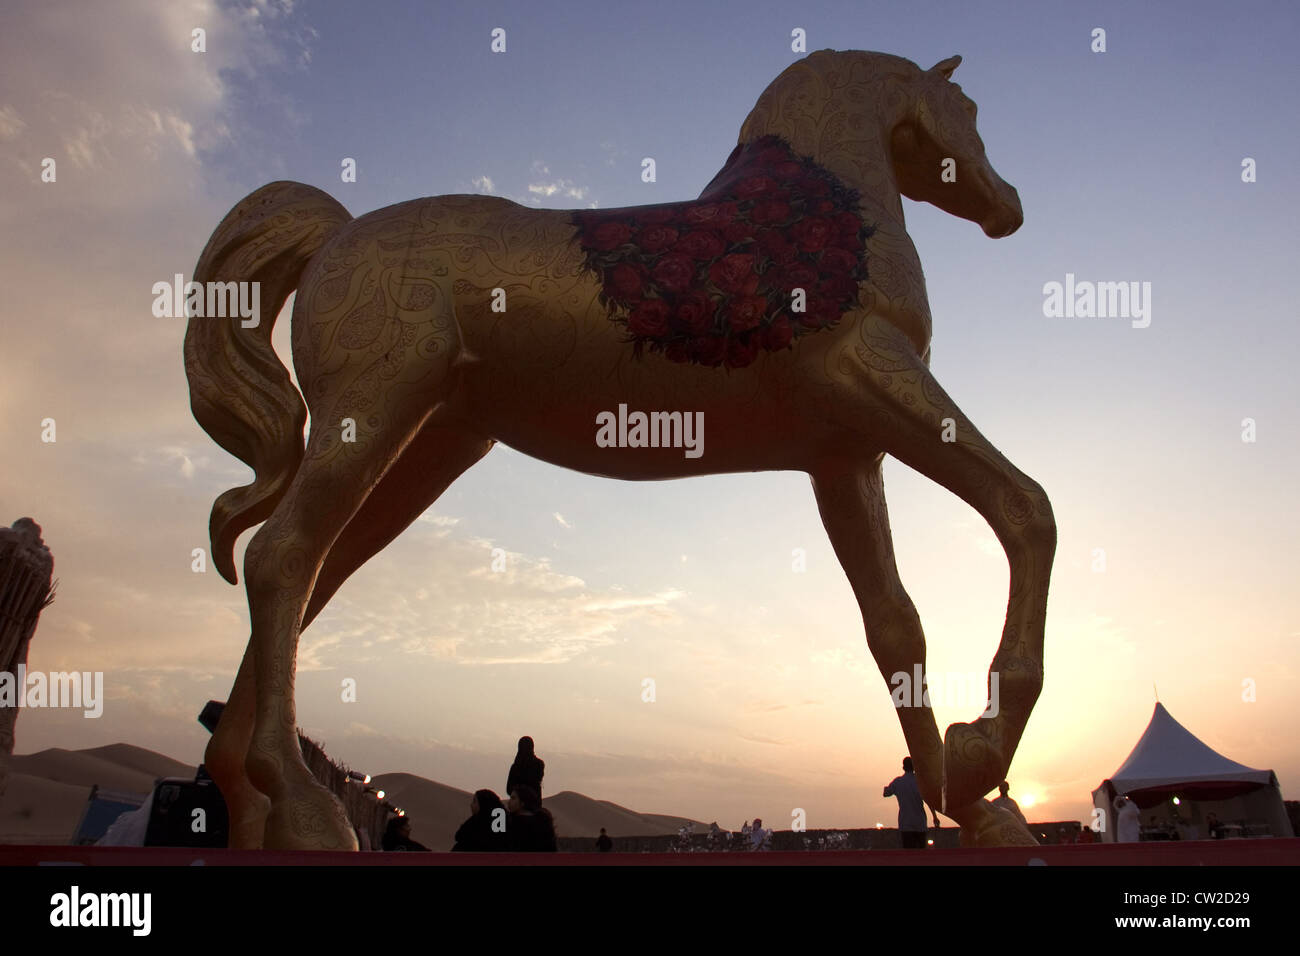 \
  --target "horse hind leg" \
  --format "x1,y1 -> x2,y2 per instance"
300,419 -> 494,632
240,382 -> 446,850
